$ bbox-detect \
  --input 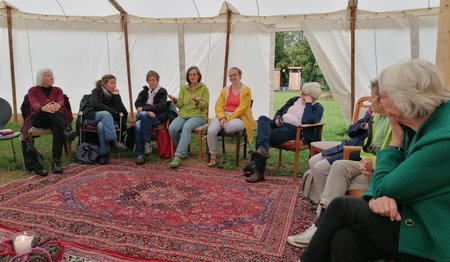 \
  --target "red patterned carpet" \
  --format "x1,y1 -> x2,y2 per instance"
0,160 -> 315,261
